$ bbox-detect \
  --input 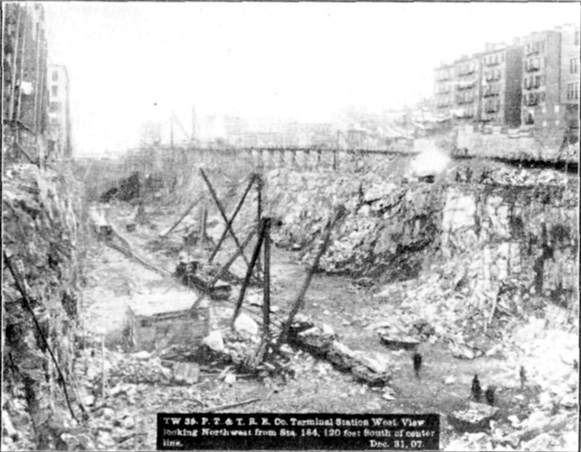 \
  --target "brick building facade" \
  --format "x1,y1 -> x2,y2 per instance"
434,63 -> 455,119
480,43 -> 523,128
559,24 -> 580,140
521,30 -> 562,129
454,55 -> 482,122
433,23 -> 580,140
